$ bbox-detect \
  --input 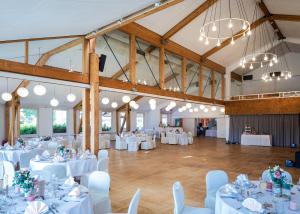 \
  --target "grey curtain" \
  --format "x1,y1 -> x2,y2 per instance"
229,114 -> 300,147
